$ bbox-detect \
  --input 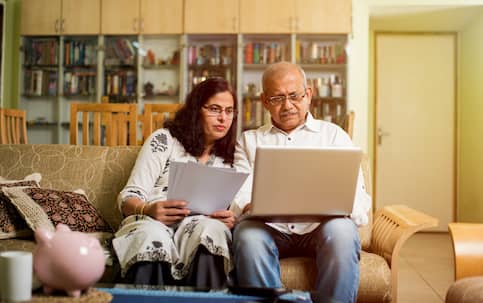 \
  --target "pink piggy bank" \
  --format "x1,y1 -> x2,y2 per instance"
33,224 -> 105,297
